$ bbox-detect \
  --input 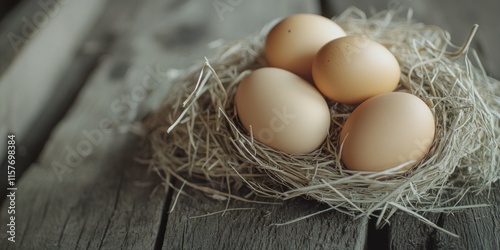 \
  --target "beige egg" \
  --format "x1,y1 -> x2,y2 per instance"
339,92 -> 435,172
265,14 -> 346,81
312,36 -> 400,104
235,67 -> 331,154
